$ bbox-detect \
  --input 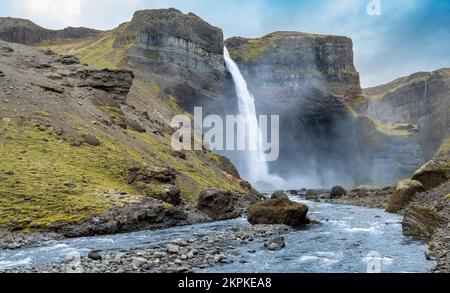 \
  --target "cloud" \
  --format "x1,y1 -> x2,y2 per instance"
5,0 -> 145,29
